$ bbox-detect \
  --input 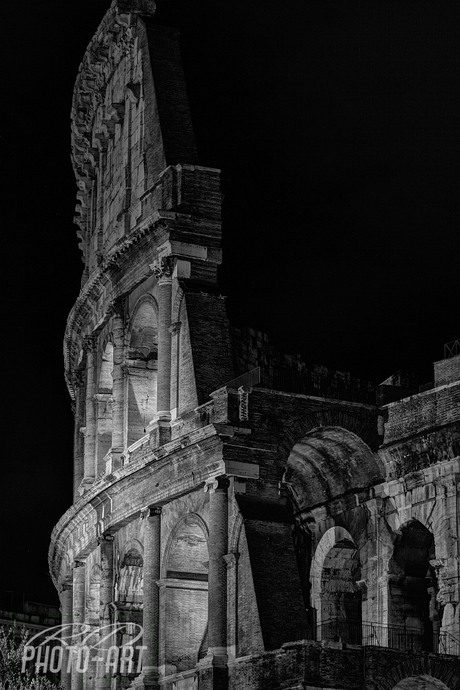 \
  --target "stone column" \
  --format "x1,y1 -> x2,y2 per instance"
72,370 -> 85,502
205,476 -> 230,665
153,257 -> 174,445
141,506 -> 162,689
60,584 -> 73,690
223,552 -> 239,662
111,301 -> 125,469
95,535 -> 114,690
72,561 -> 86,690
83,336 -> 97,487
